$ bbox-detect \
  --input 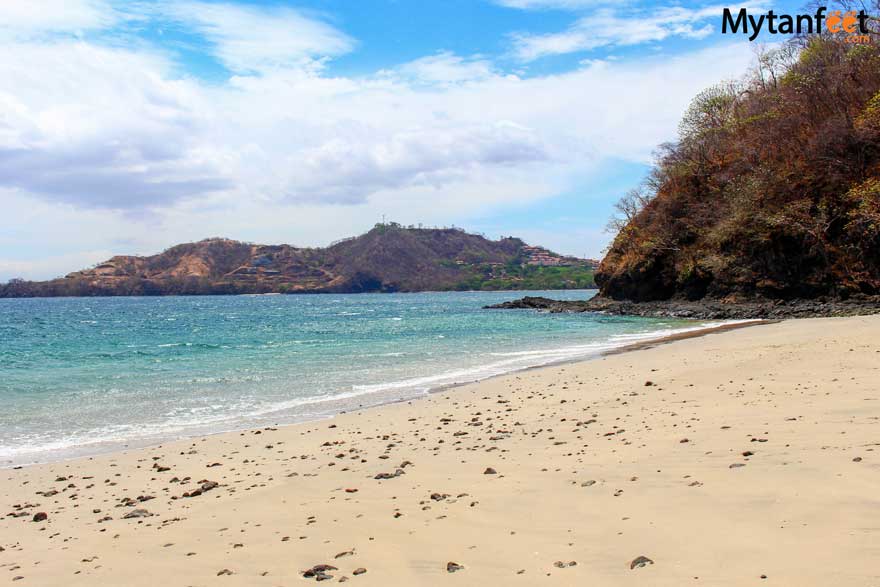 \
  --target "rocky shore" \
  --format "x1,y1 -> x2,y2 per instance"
485,295 -> 880,319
